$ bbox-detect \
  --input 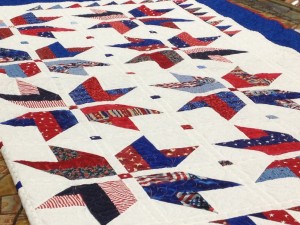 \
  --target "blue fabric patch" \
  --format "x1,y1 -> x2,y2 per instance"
0,48 -> 32,62
216,131 -> 297,149
131,136 -> 188,169
266,115 -> 278,119
0,64 -> 27,78
168,36 -> 188,48
142,18 -> 192,26
90,136 -> 102,140
216,25 -> 232,31
48,4 -> 63,9
225,216 -> 256,225
178,3 -> 193,8
110,38 -> 164,49
51,110 -> 79,131
1,118 -> 35,126
256,167 -> 297,182
142,175 -> 240,205
178,100 -> 209,112
106,87 -> 135,96
48,42 -> 73,58
150,95 -> 161,99
129,8 -> 147,17
216,91 -> 245,112
16,181 -> 23,191
87,2 -> 100,7
69,84 -> 95,105
249,91 -> 300,105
